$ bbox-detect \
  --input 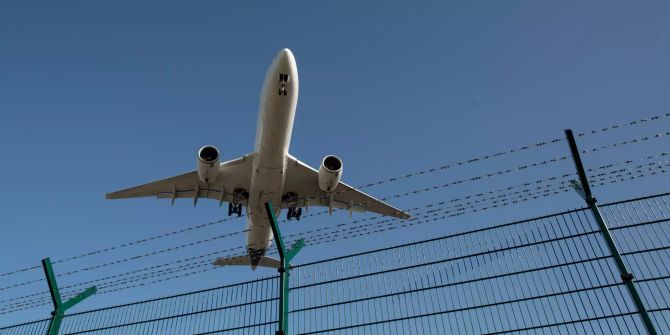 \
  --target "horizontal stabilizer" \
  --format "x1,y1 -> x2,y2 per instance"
213,255 -> 282,270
